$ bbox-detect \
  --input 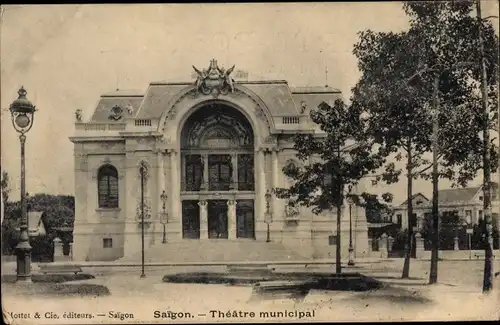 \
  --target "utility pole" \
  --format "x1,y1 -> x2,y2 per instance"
476,0 -> 494,293
429,76 -> 440,284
